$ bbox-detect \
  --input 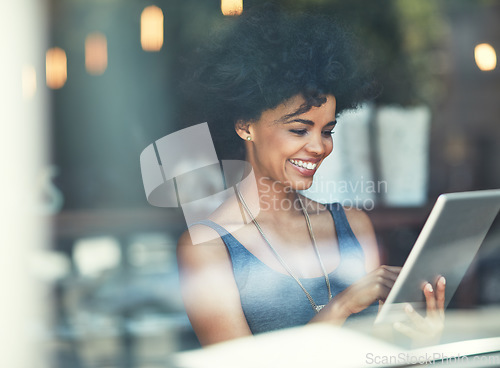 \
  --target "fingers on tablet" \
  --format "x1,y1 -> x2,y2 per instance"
423,283 -> 438,316
436,276 -> 446,315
